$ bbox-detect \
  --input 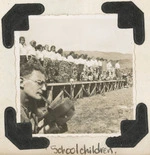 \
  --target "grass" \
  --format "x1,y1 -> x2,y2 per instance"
67,87 -> 133,134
